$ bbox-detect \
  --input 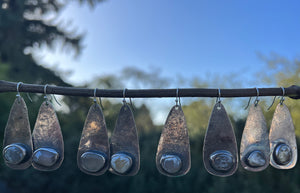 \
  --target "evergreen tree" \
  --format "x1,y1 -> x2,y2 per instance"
0,0 -> 102,85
